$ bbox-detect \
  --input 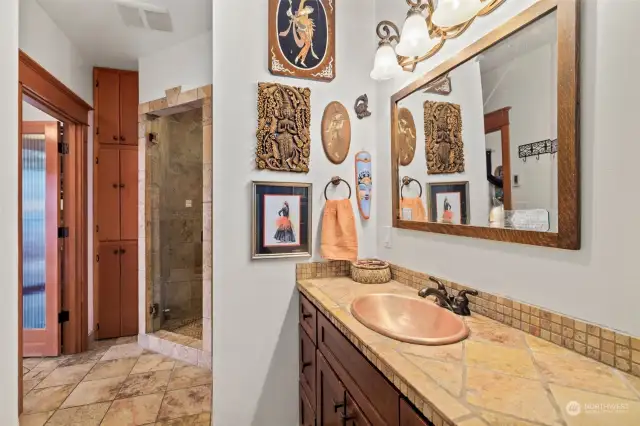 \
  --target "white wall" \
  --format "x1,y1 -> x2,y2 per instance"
22,102 -> 56,121
0,0 -> 20,423
212,0 -> 377,424
398,59 -> 489,225
482,41 -> 559,230
19,0 -> 93,104
376,0 -> 640,336
138,31 -> 213,103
